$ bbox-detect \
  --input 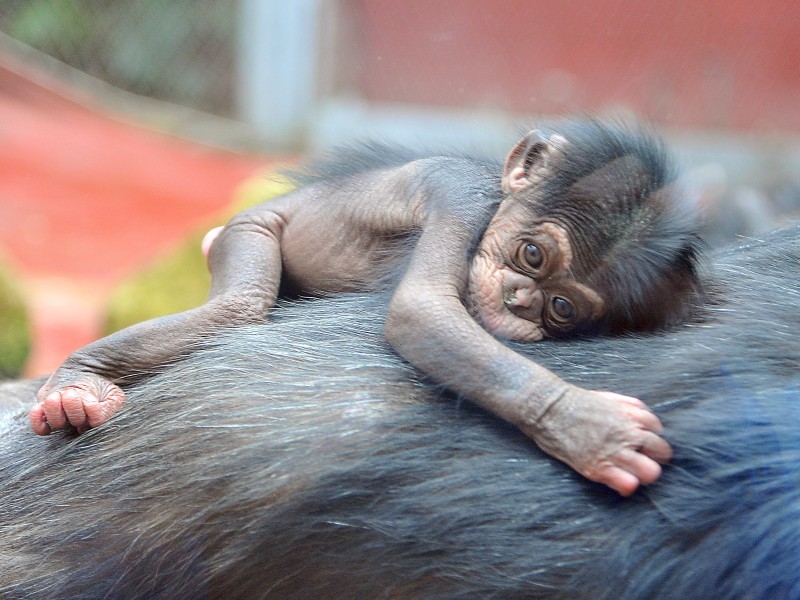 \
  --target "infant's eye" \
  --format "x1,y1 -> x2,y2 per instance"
551,296 -> 575,320
524,243 -> 544,269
